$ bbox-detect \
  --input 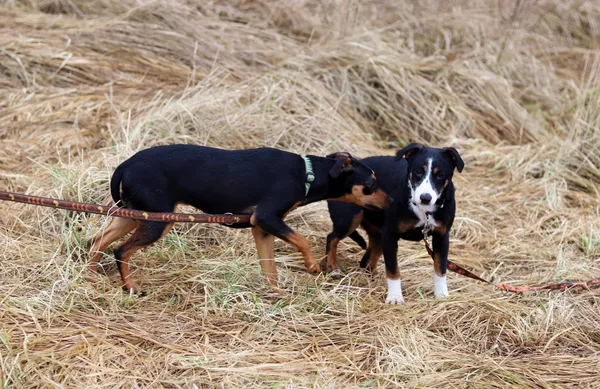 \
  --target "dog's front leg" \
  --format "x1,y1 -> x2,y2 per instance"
432,232 -> 450,298
252,210 -> 321,275
382,226 -> 403,304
